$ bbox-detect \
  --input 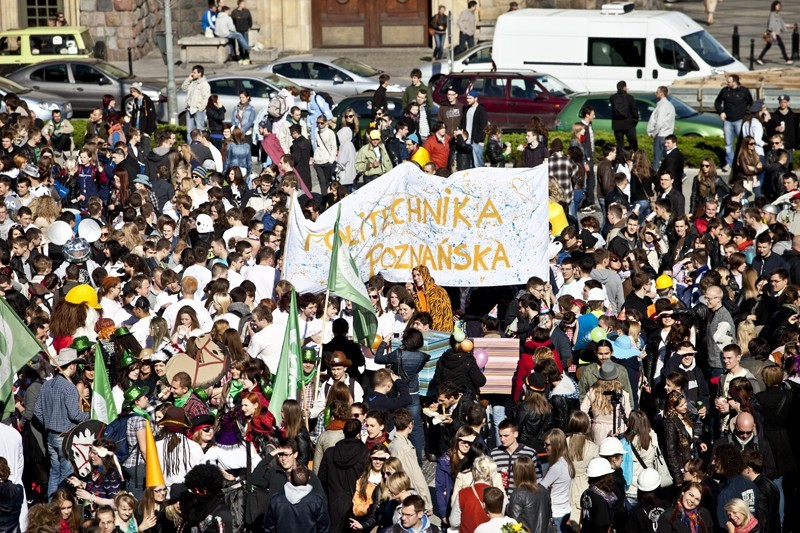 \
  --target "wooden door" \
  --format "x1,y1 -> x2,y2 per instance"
312,0 -> 429,48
